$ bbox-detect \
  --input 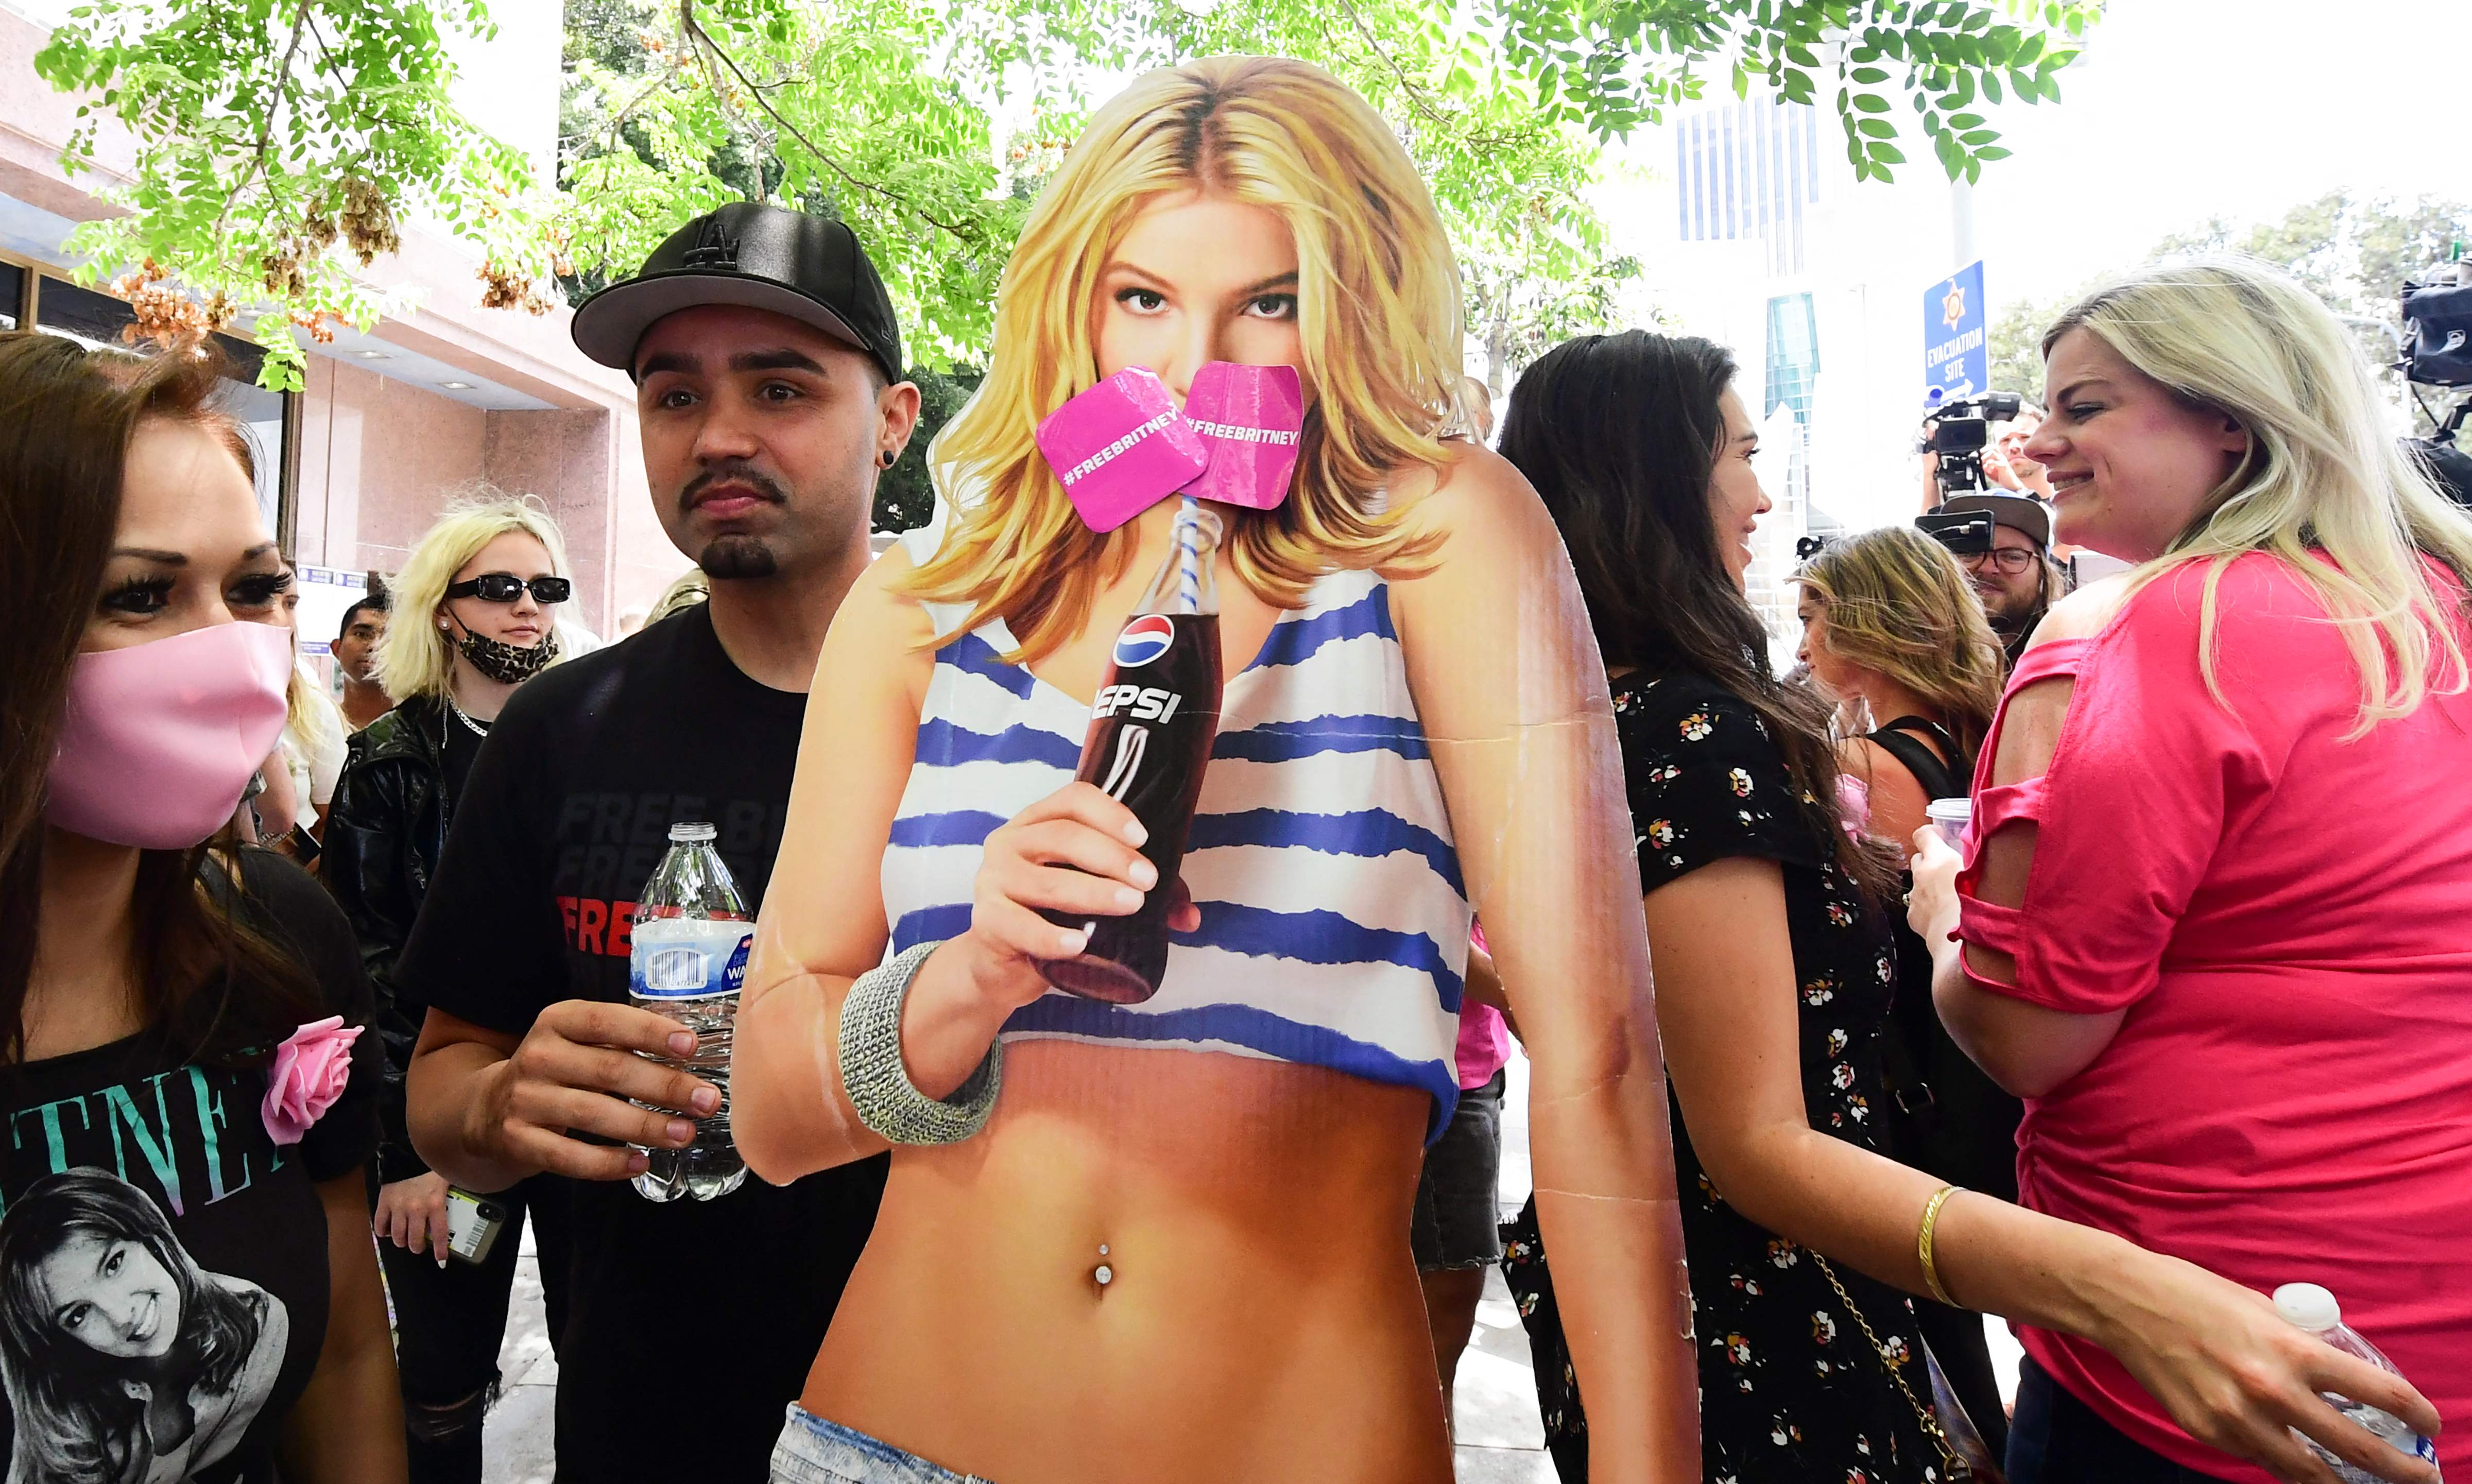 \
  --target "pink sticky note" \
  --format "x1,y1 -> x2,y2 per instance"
1036,368 -> 1209,533
1180,363 -> 1306,511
